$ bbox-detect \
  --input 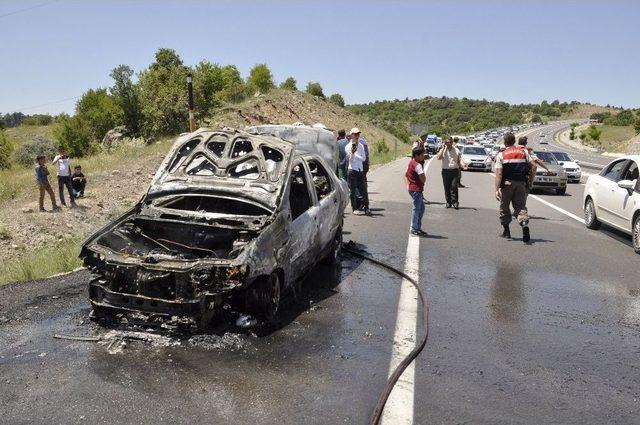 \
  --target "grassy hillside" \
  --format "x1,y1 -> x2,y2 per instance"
4,124 -> 58,148
579,124 -> 636,153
